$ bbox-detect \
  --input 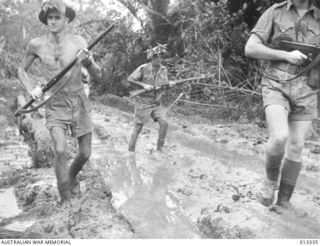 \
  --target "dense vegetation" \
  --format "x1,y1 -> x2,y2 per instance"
1,0 -> 319,120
